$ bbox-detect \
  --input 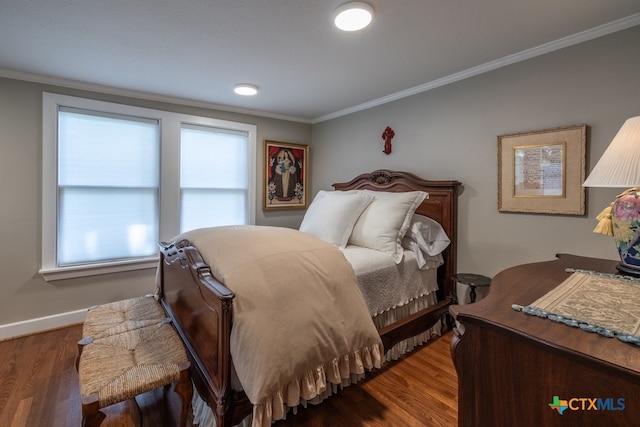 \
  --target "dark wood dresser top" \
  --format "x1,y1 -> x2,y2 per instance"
450,253 -> 640,379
